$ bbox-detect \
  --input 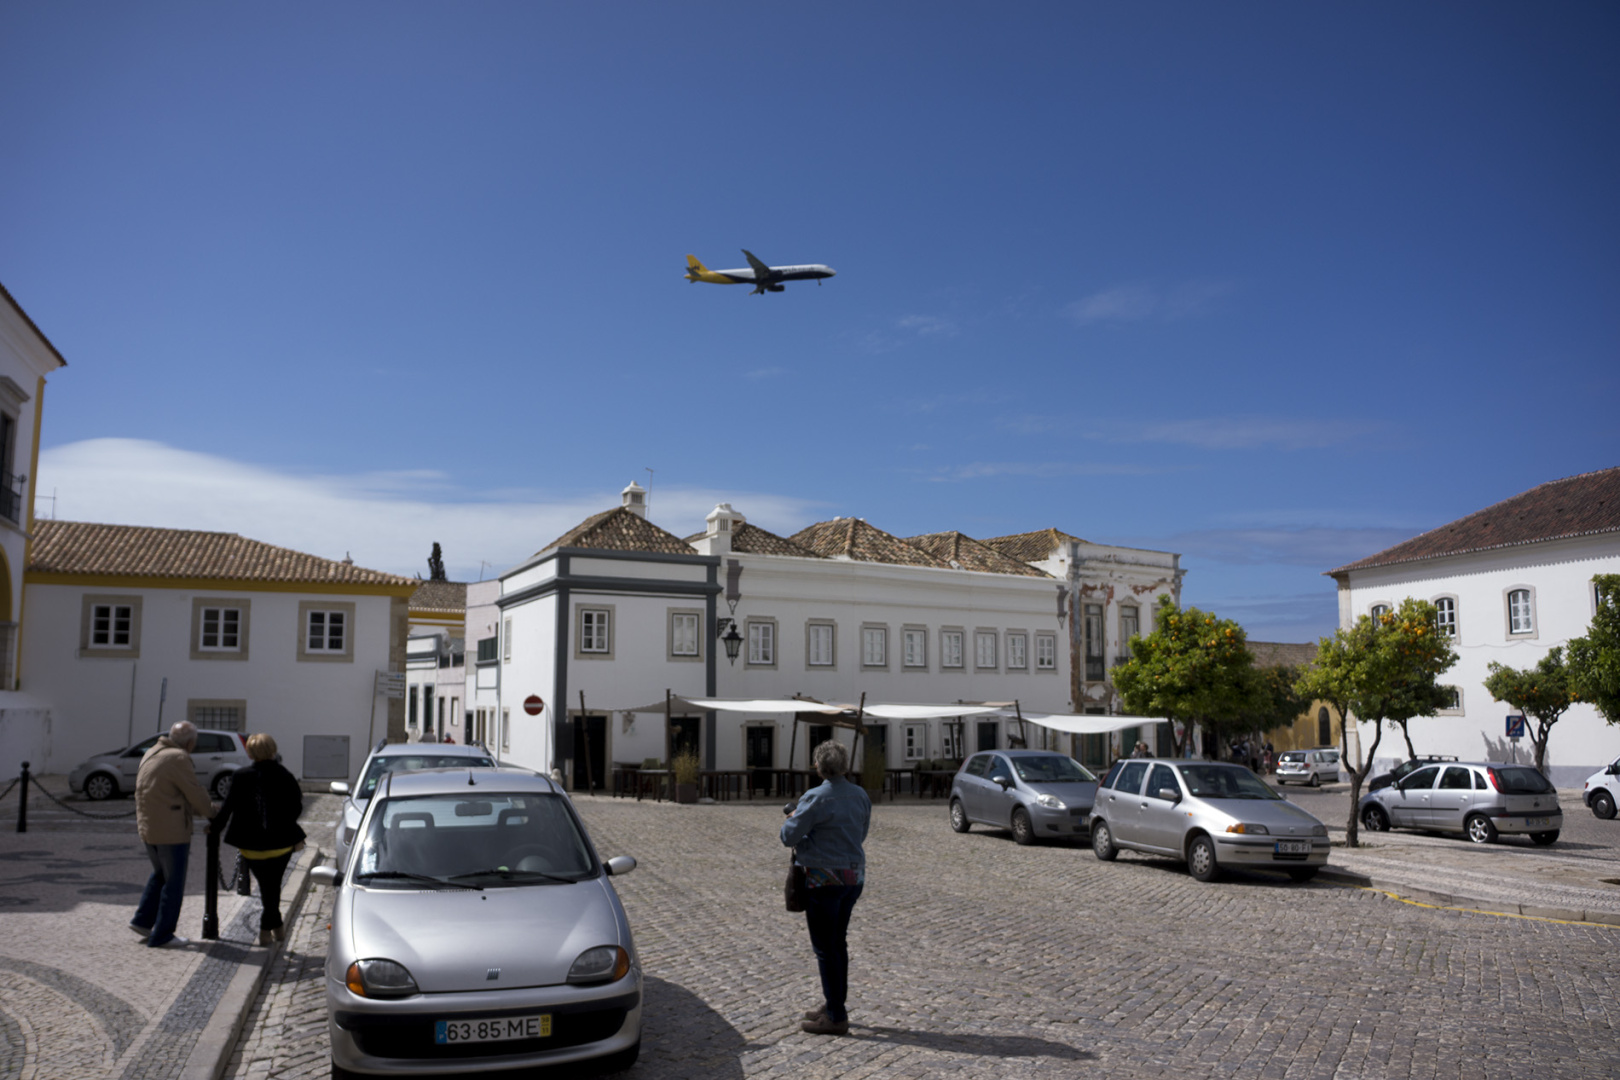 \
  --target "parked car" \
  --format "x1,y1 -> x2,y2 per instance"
1582,755 -> 1620,820
69,729 -> 250,801
330,740 -> 496,870
1366,754 -> 1459,793
949,750 -> 1098,845
1090,758 -> 1330,882
313,767 -> 640,1077
1358,761 -> 1561,844
1274,748 -> 1342,787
